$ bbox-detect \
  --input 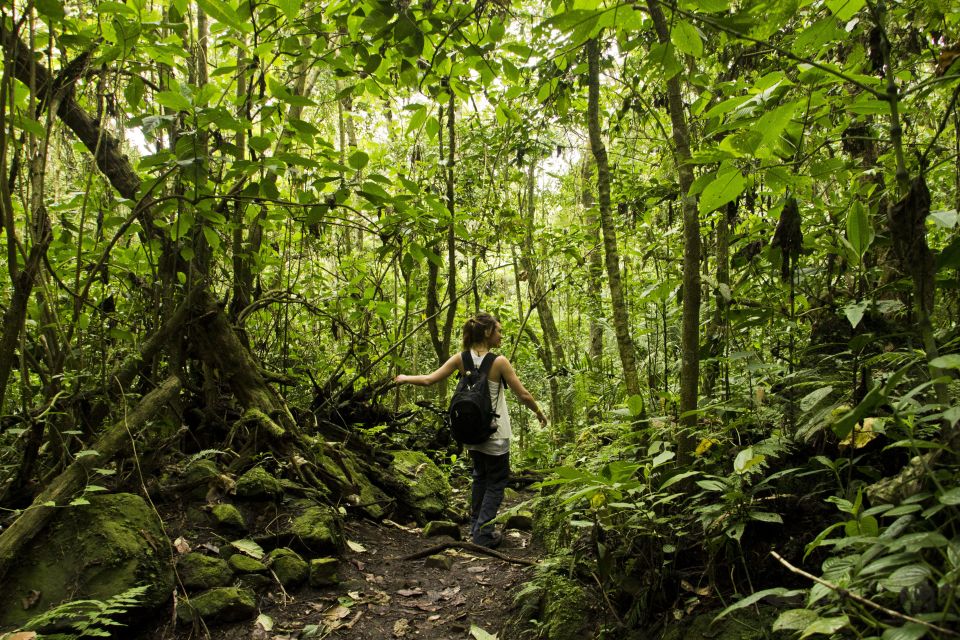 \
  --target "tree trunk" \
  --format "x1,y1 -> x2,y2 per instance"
647,3 -> 701,462
519,162 -> 564,426
586,37 -> 641,400
581,158 -> 605,378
